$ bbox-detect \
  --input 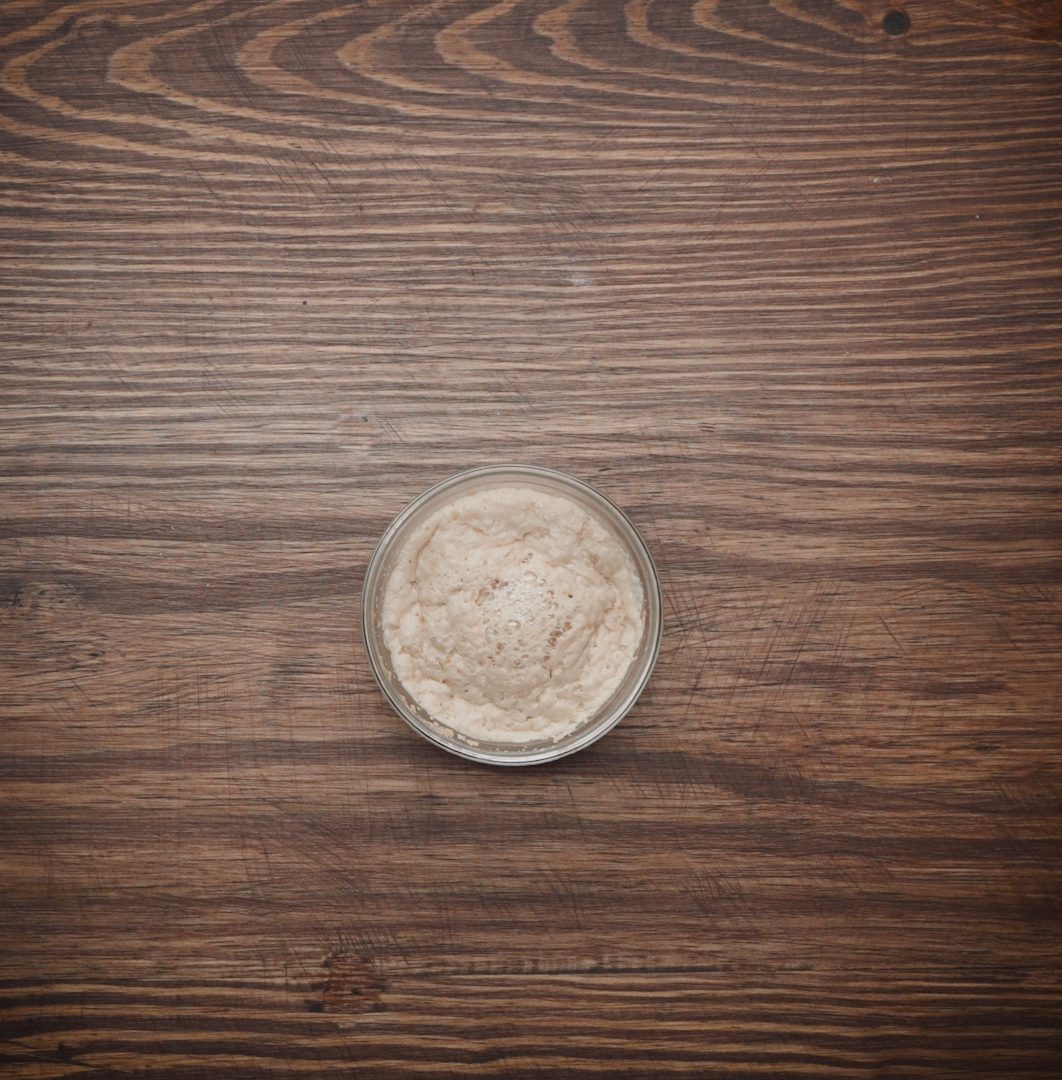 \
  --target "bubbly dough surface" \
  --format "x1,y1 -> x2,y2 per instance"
380,484 -> 645,743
